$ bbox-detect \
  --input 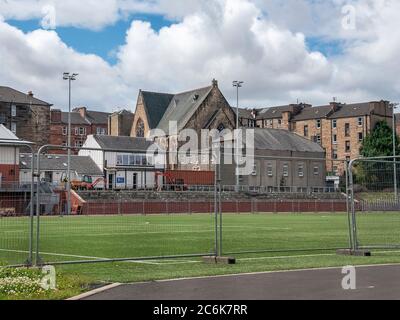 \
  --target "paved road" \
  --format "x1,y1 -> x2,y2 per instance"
82,264 -> 400,300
